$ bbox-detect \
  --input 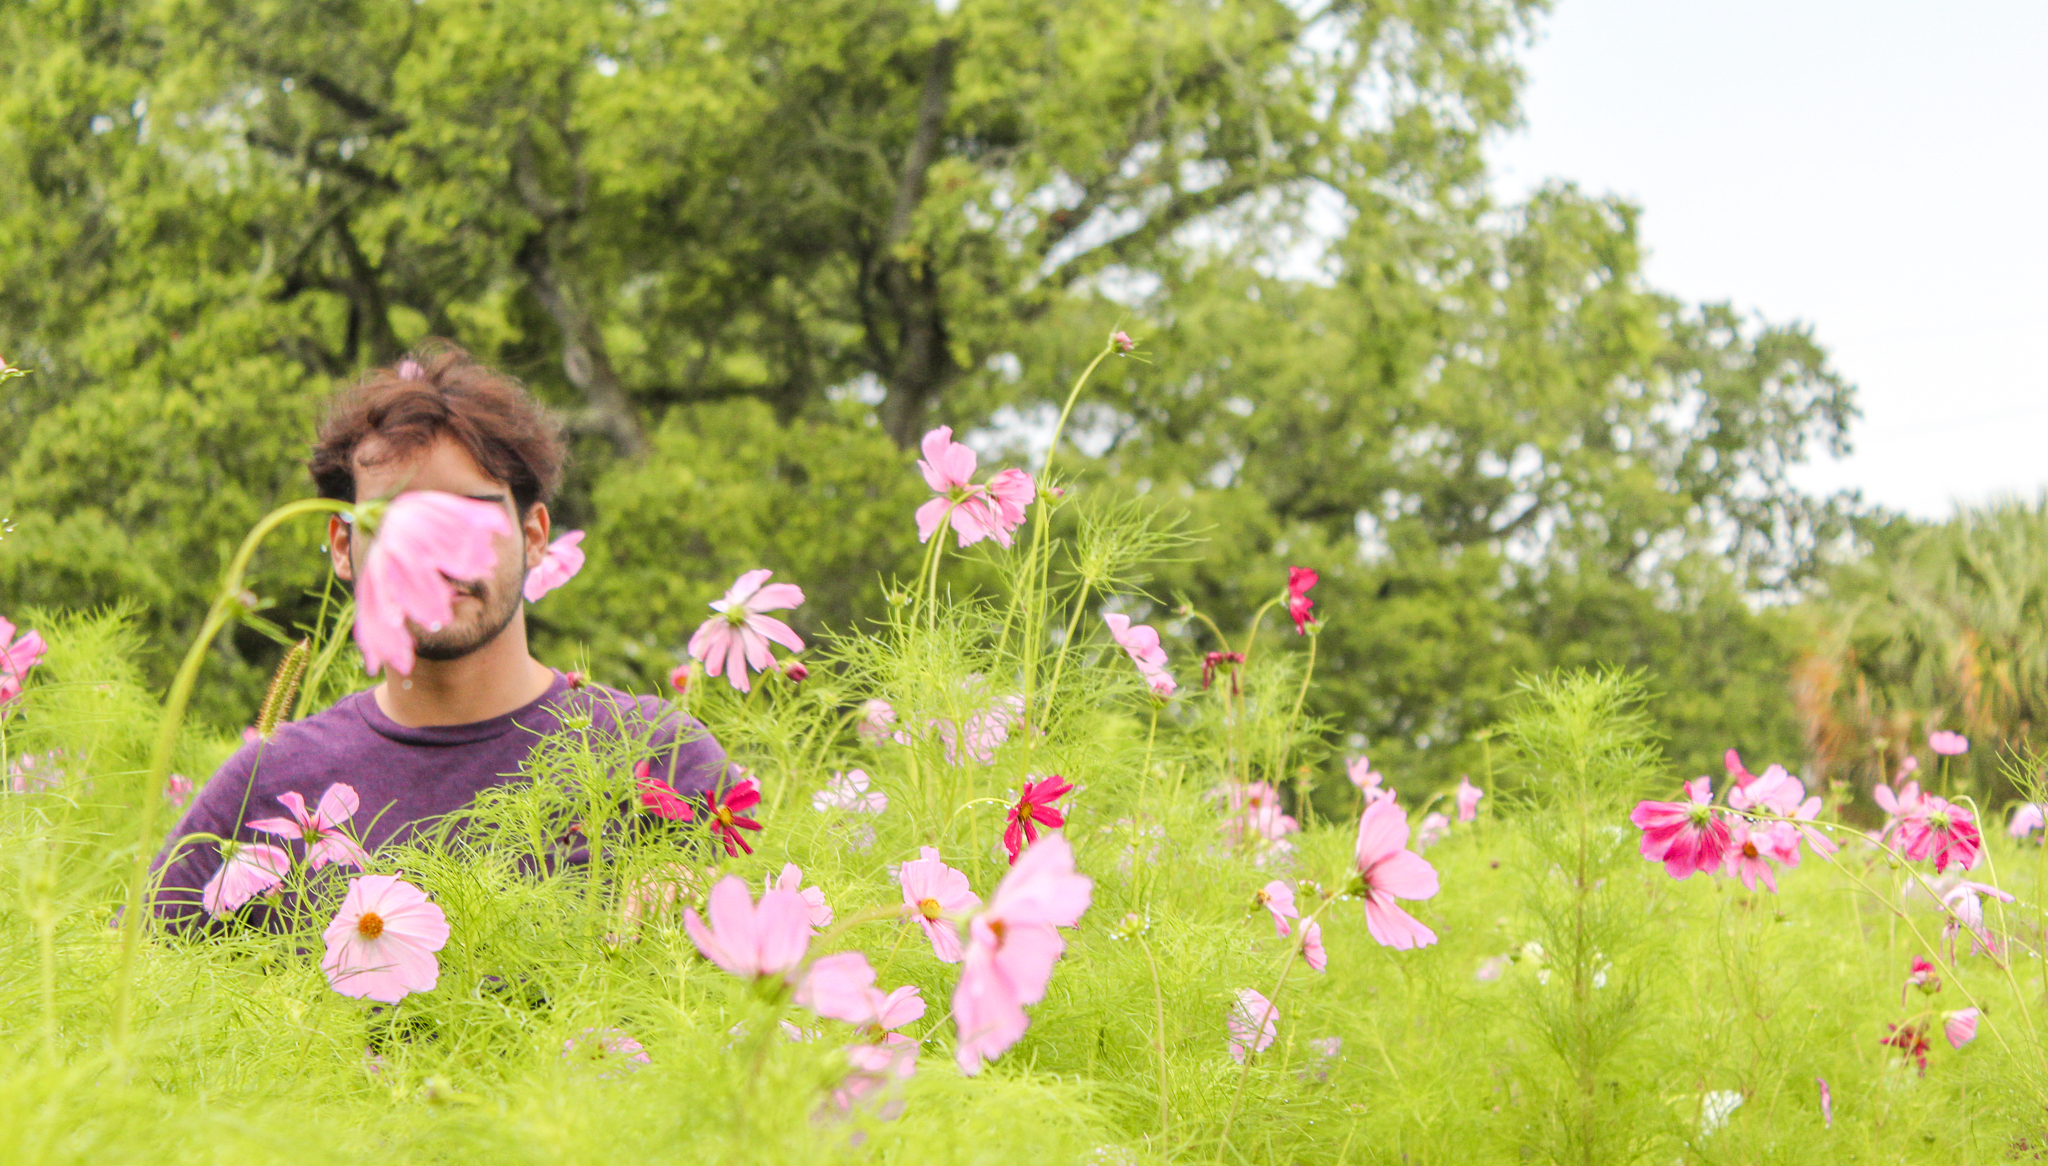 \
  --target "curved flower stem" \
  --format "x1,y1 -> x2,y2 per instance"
1137,932 -> 1172,1137
1235,597 -> 1283,666
1281,631 -> 1319,824
110,496 -> 351,1054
